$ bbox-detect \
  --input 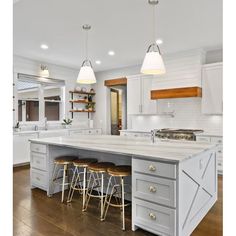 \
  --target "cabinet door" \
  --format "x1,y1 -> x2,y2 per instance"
202,63 -> 223,114
13,133 -> 38,165
127,77 -> 141,115
141,77 -> 157,114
